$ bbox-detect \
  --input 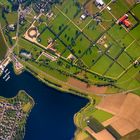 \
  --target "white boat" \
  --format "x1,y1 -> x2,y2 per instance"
5,75 -> 10,82
3,71 -> 10,79
4,69 -> 8,73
